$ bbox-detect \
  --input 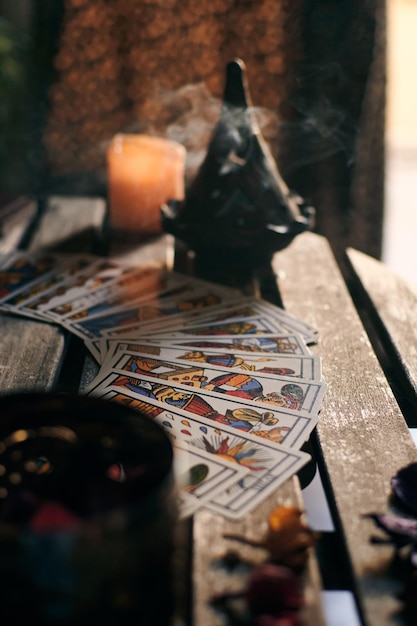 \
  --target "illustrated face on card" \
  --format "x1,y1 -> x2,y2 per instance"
172,442 -> 249,518
106,341 -> 322,381
0,253 -> 64,303
109,351 -> 326,415
34,260 -> 137,310
93,389 -> 310,518
45,267 -> 170,316
45,268 -> 229,322
65,288 -> 238,340
8,259 -> 133,316
87,370 -> 316,448
48,273 -> 191,322
1,256 -> 96,319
